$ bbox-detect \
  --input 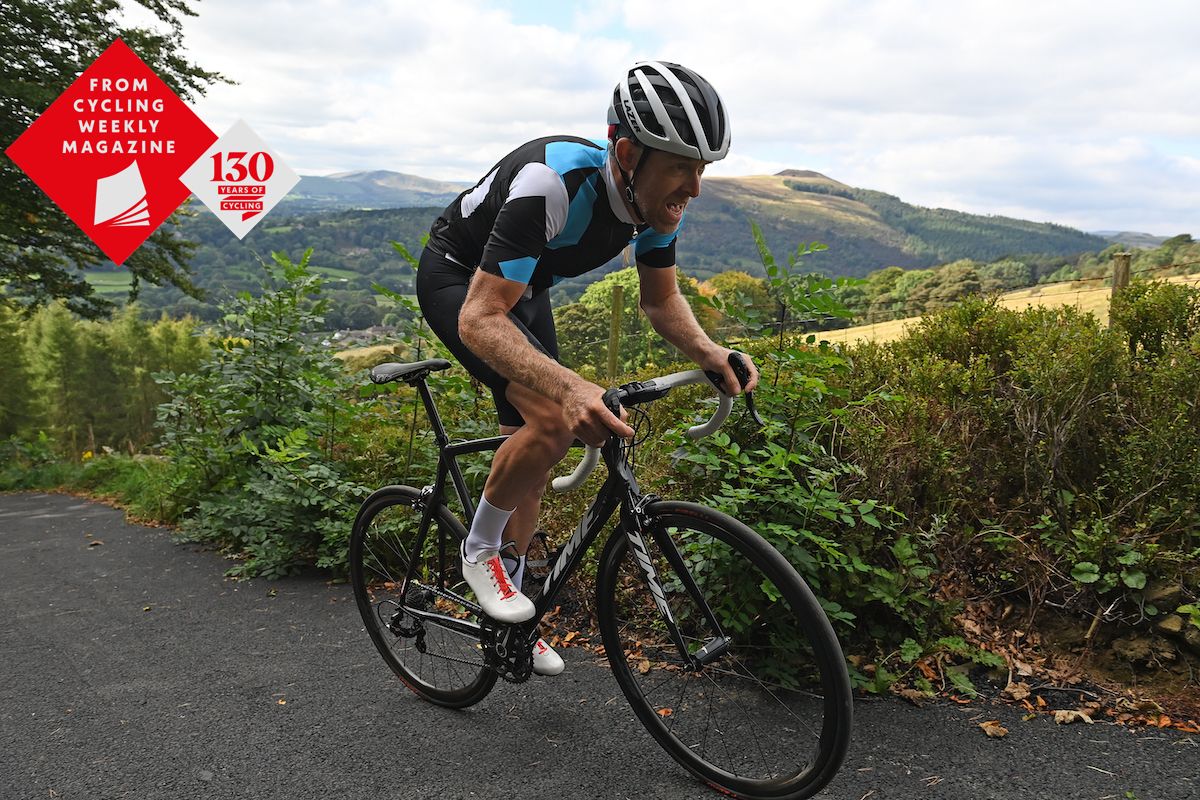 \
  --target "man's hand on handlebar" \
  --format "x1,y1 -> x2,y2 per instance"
702,349 -> 759,396
560,380 -> 635,447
